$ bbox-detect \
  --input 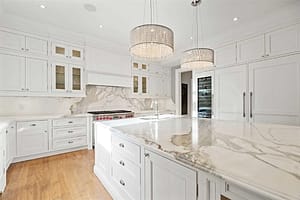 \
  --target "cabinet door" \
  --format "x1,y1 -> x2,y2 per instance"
144,150 -> 197,200
215,43 -> 237,67
198,171 -> 221,200
25,36 -> 48,55
215,65 -> 248,121
52,63 -> 68,92
17,121 -> 48,157
132,75 -> 139,94
0,129 -> 6,192
0,53 -> 25,92
69,65 -> 83,92
69,46 -> 84,61
141,76 -> 148,95
237,35 -> 265,63
52,42 -> 68,58
266,24 -> 300,56
6,123 -> 16,168
249,54 -> 300,125
0,30 -> 25,51
26,58 -> 48,93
